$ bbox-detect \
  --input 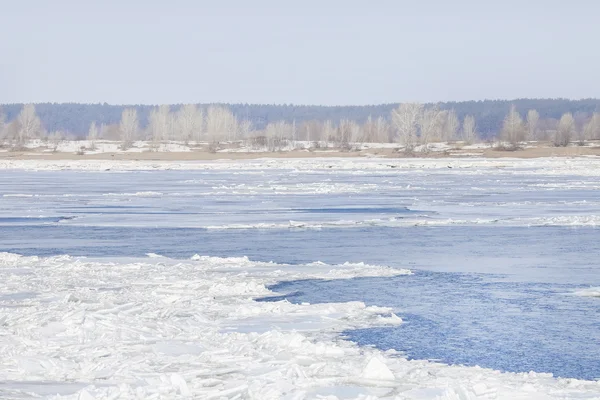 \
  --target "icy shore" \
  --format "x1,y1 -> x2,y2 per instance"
0,253 -> 598,399
1,156 -> 600,177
